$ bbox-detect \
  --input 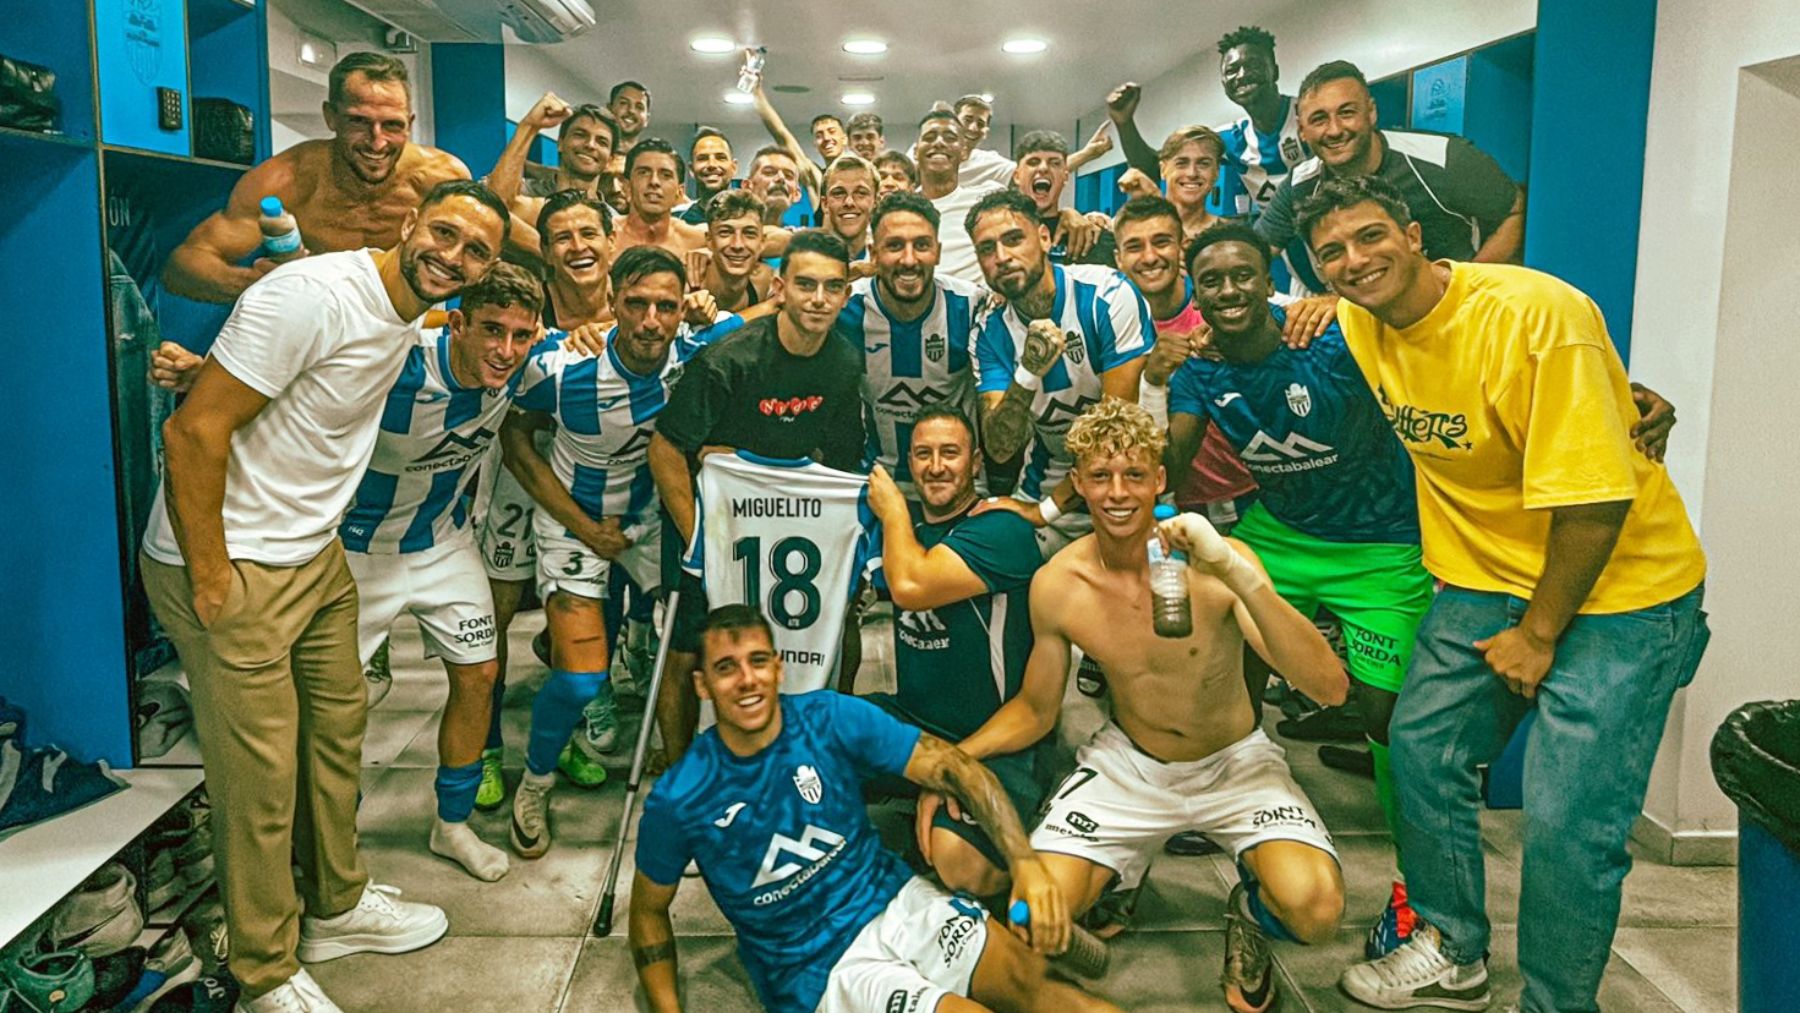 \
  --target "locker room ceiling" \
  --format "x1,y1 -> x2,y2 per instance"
519,1 -> 1305,131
